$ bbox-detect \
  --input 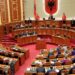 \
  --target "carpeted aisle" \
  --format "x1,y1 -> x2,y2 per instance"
15,44 -> 57,75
